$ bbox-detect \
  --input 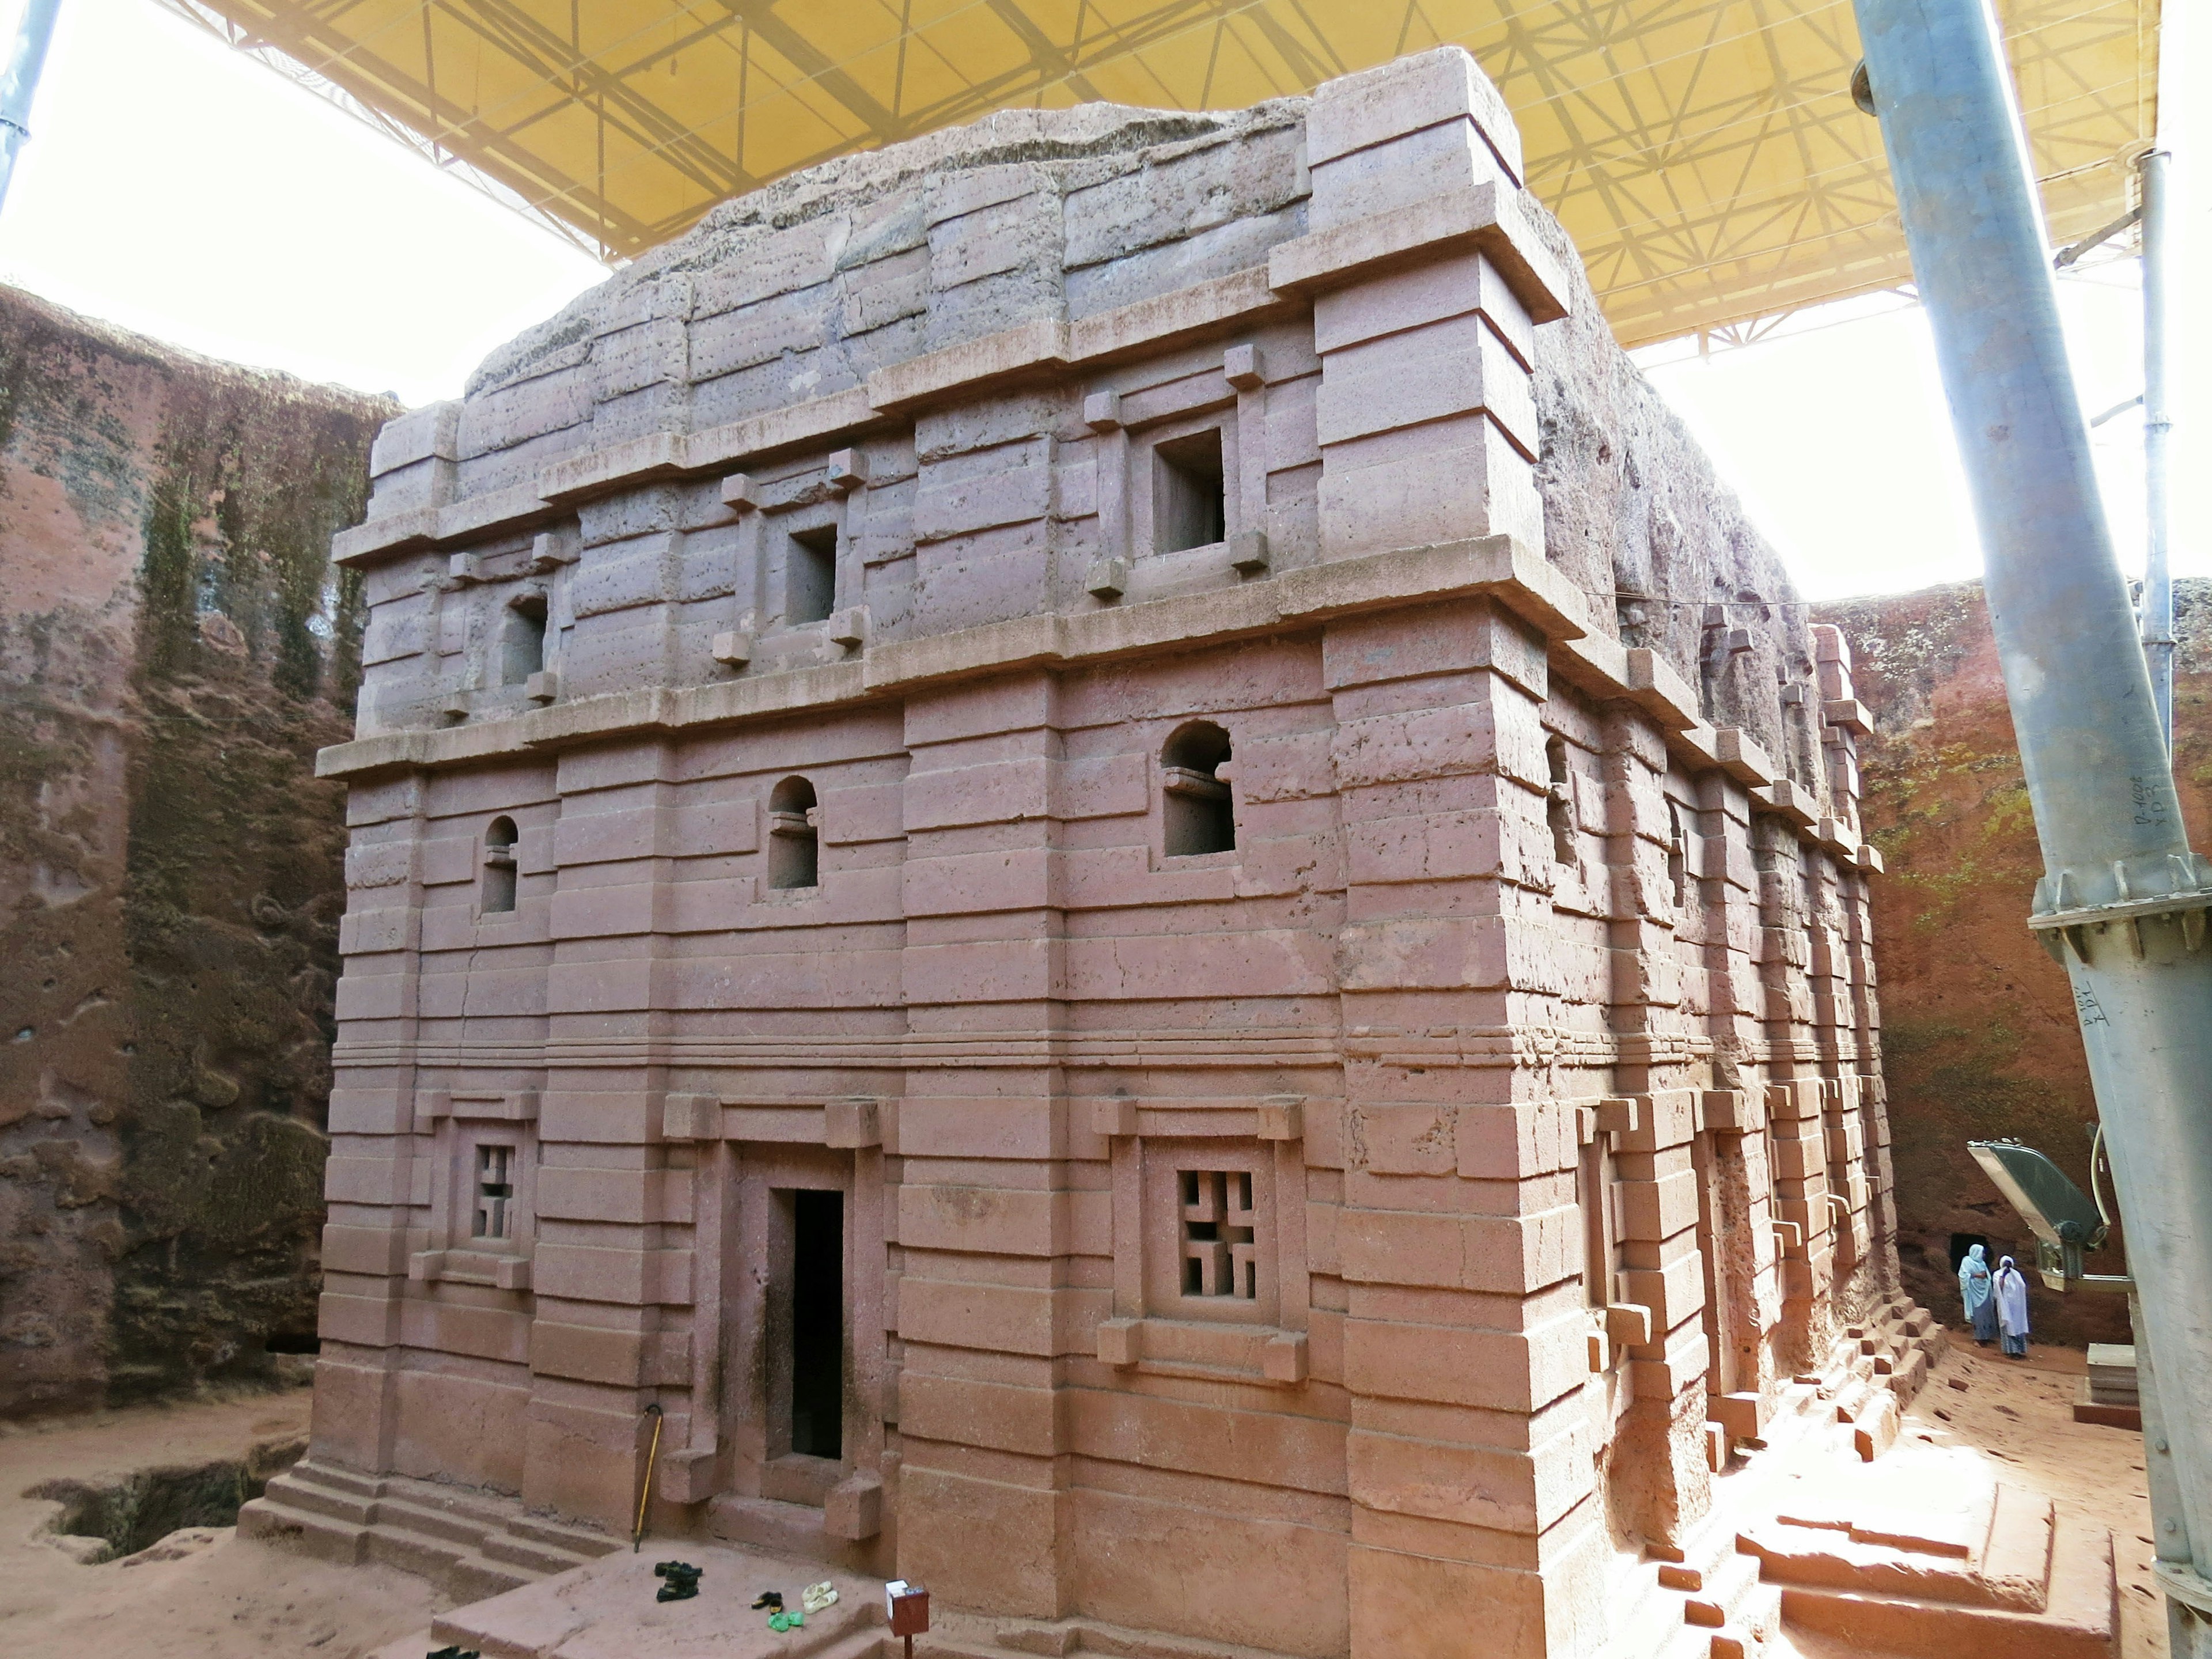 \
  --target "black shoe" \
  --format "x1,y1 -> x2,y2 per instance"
654,1561 -> 703,1603
752,1590 -> 785,1611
